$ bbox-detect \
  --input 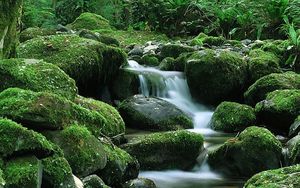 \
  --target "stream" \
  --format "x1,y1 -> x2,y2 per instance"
124,60 -> 245,188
